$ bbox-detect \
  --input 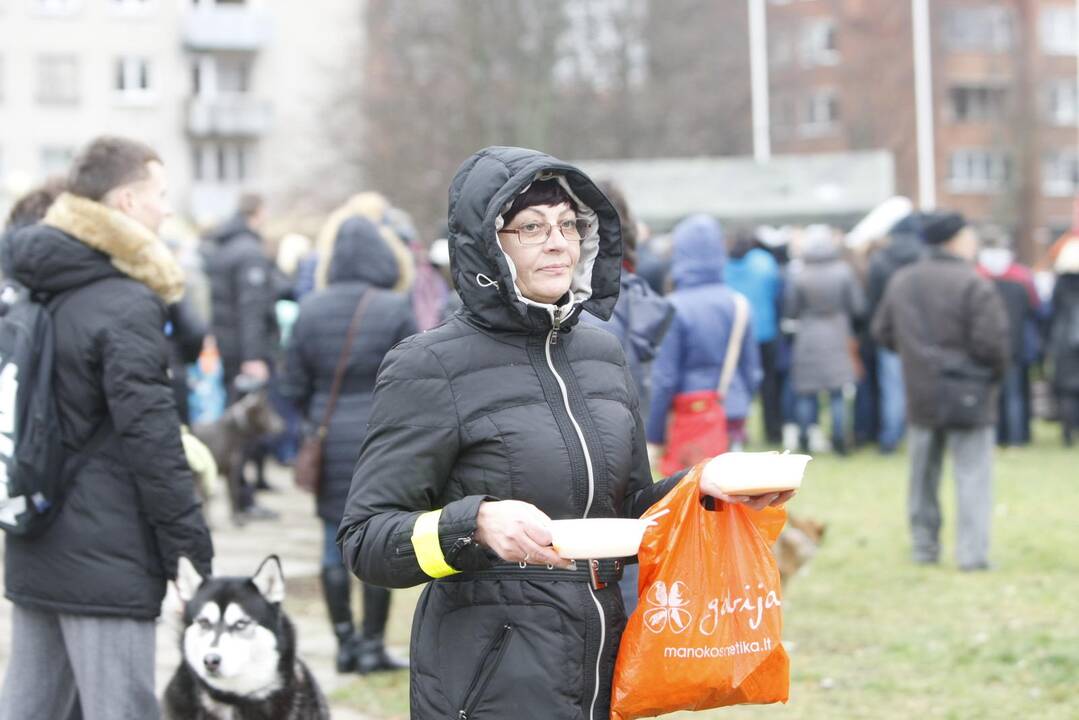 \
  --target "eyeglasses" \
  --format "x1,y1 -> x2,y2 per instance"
498,218 -> 590,246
